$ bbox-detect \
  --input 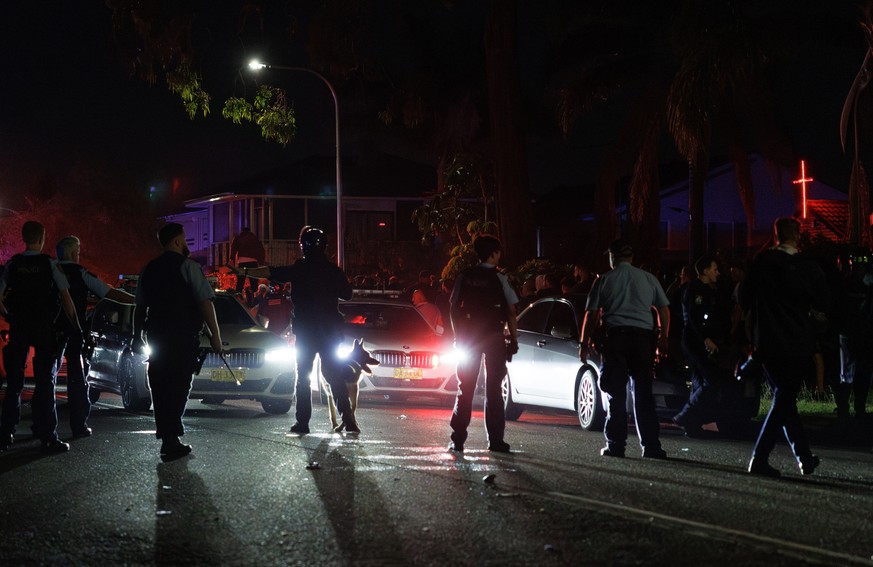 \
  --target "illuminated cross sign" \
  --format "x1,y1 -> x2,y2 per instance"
792,160 -> 813,219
